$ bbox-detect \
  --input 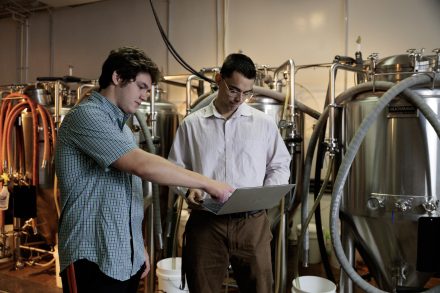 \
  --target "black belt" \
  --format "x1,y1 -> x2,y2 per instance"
224,210 -> 264,219
194,209 -> 264,219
